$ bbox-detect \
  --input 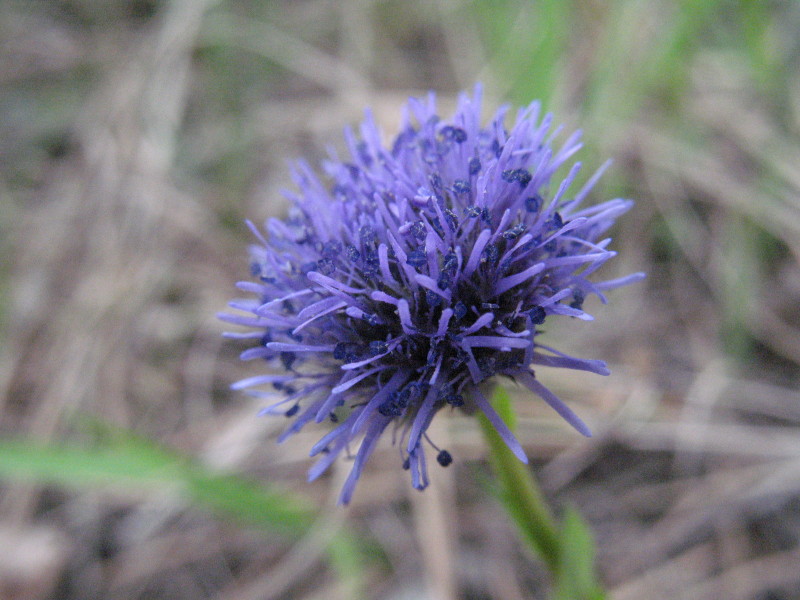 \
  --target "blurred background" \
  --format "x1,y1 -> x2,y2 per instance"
2,0 -> 800,598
